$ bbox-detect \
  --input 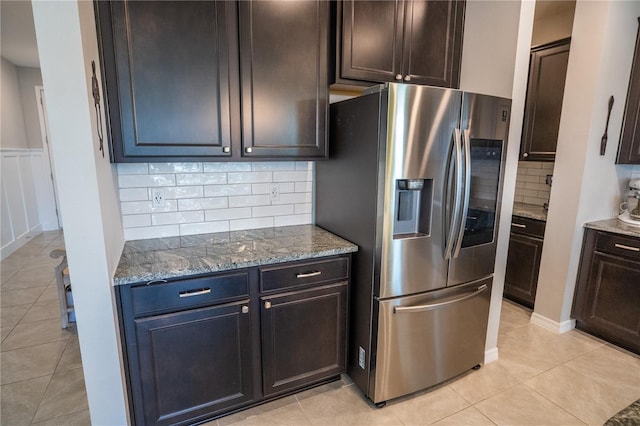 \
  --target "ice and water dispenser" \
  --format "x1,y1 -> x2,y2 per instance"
393,179 -> 433,238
